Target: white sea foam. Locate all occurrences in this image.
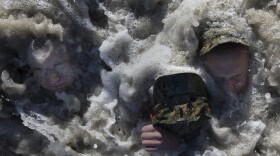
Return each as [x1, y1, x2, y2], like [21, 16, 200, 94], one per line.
[0, 0, 280, 155]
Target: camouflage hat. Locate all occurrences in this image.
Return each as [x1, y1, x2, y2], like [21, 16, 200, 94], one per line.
[200, 27, 250, 55]
[151, 73, 211, 139]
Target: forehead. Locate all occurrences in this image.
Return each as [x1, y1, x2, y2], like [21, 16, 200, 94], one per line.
[204, 46, 249, 77]
[204, 43, 248, 61]
[29, 45, 70, 67]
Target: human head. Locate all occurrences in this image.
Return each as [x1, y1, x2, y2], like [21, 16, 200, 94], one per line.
[28, 39, 78, 92]
[202, 43, 249, 95]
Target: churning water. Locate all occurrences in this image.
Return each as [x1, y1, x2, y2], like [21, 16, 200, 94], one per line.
[0, 0, 280, 155]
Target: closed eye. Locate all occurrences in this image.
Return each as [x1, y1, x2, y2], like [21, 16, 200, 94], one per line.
[54, 62, 65, 70]
[213, 77, 224, 83]
[54, 62, 63, 67]
[32, 67, 42, 71]
[32, 67, 43, 75]
[232, 72, 243, 80]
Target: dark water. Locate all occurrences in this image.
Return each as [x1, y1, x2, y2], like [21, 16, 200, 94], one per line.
[0, 0, 280, 155]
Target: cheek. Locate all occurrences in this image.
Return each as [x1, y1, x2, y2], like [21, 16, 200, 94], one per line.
[63, 74, 76, 85]
[58, 65, 76, 76]
[35, 74, 48, 87]
[240, 75, 248, 87]
[34, 72, 44, 82]
[236, 75, 248, 93]
[205, 63, 222, 78]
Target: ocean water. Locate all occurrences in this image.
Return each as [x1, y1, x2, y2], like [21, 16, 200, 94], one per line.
[0, 0, 279, 155]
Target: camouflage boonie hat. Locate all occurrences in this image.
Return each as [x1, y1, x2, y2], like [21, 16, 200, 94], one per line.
[151, 73, 211, 140]
[200, 27, 250, 55]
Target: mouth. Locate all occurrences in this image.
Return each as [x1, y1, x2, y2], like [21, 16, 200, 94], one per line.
[47, 83, 67, 90]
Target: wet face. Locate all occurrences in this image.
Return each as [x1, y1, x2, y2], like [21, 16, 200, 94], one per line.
[29, 44, 77, 92]
[204, 44, 249, 95]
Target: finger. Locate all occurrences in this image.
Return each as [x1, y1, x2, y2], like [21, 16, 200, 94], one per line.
[141, 131, 163, 140]
[142, 124, 156, 132]
[142, 140, 162, 146]
[144, 147, 159, 152]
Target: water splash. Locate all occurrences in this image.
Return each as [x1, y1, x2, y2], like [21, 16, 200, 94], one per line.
[0, 0, 279, 155]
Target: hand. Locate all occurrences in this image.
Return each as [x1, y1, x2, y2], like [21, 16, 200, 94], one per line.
[141, 124, 181, 152]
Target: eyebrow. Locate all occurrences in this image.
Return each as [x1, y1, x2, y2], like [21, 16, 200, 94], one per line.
[233, 72, 243, 76]
[213, 72, 243, 80]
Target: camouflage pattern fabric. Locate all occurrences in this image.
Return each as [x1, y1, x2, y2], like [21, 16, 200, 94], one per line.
[200, 27, 250, 55]
[151, 73, 211, 140]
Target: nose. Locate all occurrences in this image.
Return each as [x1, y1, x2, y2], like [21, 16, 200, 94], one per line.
[47, 71, 61, 86]
[223, 79, 236, 94]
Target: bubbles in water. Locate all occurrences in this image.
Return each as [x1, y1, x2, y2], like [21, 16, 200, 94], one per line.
[265, 93, 271, 100]
[93, 144, 98, 149]
[1, 0, 280, 155]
